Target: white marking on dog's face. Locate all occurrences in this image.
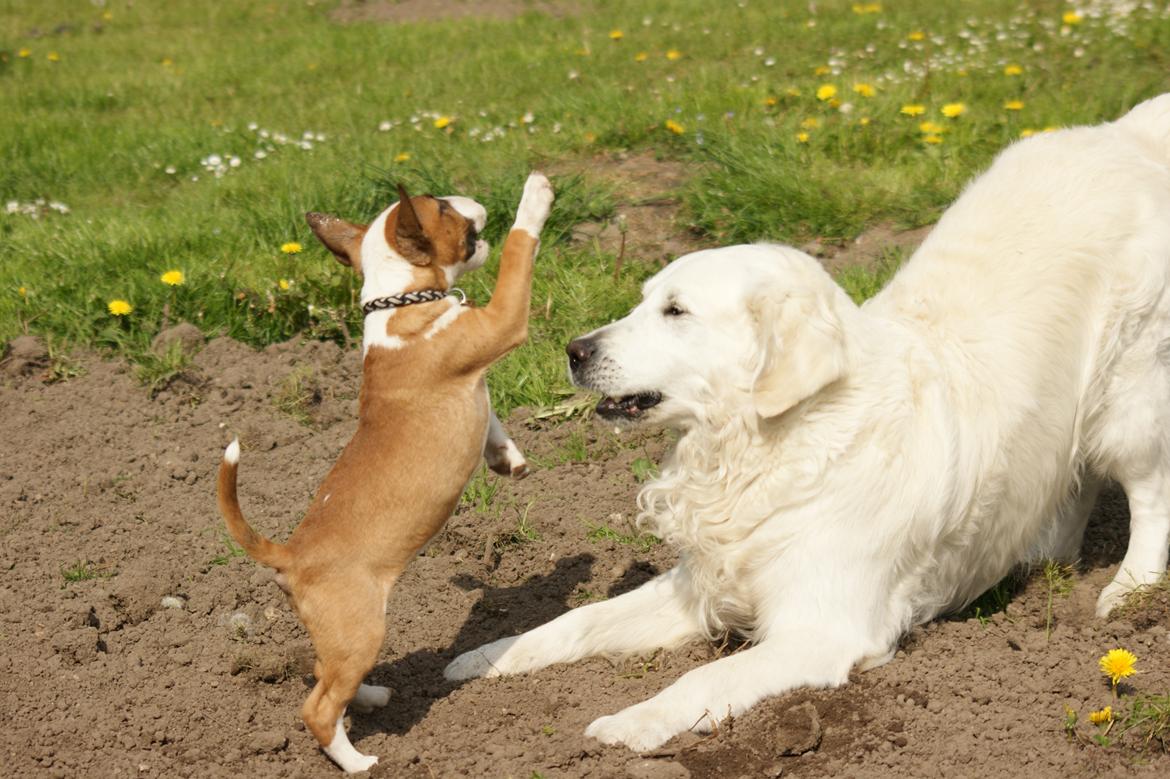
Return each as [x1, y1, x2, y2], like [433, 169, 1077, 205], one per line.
[359, 204, 416, 303]
[569, 245, 823, 426]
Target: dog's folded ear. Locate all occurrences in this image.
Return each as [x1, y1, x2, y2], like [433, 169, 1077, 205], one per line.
[306, 212, 367, 273]
[749, 284, 848, 419]
[392, 183, 434, 266]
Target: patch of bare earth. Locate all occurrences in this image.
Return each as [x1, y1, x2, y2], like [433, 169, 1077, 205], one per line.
[329, 0, 568, 25]
[555, 151, 714, 267]
[803, 222, 934, 276]
[2, 332, 1169, 778]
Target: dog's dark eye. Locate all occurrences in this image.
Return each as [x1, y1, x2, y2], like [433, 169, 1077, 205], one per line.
[663, 303, 686, 317]
[464, 225, 478, 259]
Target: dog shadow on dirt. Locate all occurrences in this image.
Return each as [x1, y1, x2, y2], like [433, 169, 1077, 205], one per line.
[343, 553, 660, 738]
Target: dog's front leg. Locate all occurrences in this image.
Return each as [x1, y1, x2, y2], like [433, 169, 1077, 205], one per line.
[445, 565, 703, 680]
[483, 407, 529, 478]
[585, 631, 861, 752]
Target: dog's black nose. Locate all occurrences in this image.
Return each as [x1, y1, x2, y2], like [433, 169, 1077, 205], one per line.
[566, 337, 596, 371]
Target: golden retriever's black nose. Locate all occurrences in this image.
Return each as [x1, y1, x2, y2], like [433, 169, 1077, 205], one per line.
[567, 337, 595, 371]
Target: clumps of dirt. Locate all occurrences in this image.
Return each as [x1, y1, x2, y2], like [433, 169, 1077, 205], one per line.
[329, 0, 570, 25]
[556, 151, 713, 266]
[2, 332, 1169, 778]
[0, 334, 49, 377]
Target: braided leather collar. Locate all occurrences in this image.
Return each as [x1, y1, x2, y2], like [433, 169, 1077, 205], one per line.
[362, 288, 465, 316]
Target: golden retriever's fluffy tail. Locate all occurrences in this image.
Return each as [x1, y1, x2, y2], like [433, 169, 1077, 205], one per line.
[216, 439, 290, 570]
[1116, 92, 1170, 161]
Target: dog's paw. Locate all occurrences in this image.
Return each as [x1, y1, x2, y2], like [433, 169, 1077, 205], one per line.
[485, 437, 529, 479]
[1096, 580, 1134, 618]
[350, 684, 391, 712]
[514, 172, 554, 238]
[444, 636, 519, 680]
[585, 705, 679, 752]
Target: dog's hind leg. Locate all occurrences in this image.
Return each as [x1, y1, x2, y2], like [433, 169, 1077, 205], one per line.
[1049, 475, 1103, 564]
[300, 584, 387, 773]
[483, 407, 528, 478]
[444, 565, 703, 680]
[1096, 467, 1170, 616]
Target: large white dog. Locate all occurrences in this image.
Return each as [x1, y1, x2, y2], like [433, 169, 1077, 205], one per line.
[446, 95, 1170, 751]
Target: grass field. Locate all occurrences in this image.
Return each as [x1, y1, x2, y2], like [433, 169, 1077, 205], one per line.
[3, 0, 1170, 412]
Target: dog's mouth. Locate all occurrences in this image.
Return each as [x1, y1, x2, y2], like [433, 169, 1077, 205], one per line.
[596, 392, 663, 420]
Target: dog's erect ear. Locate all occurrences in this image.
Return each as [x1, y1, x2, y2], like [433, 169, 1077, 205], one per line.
[305, 212, 367, 273]
[392, 183, 433, 266]
[749, 285, 848, 419]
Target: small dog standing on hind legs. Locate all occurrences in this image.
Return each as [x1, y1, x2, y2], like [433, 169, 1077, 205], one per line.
[216, 172, 554, 772]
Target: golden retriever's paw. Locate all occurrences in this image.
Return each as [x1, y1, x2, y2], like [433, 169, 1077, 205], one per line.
[1095, 580, 1137, 618]
[444, 637, 519, 680]
[585, 706, 677, 752]
[514, 172, 554, 238]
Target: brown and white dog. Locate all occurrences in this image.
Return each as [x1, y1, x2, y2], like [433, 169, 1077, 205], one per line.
[216, 172, 554, 772]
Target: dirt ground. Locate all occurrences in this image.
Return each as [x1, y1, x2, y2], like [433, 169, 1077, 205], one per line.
[2, 329, 1169, 779]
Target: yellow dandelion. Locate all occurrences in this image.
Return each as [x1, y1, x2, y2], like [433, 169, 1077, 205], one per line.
[796, 131, 810, 143]
[1099, 648, 1137, 686]
[763, 97, 778, 107]
[18, 285, 28, 298]
[161, 57, 173, 67]
[1004, 64, 1023, 76]
[859, 117, 871, 126]
[102, 10, 113, 21]
[394, 152, 411, 162]
[634, 51, 648, 62]
[609, 29, 623, 40]
[47, 51, 60, 62]
[923, 134, 943, 145]
[918, 121, 945, 134]
[853, 83, 876, 98]
[941, 102, 967, 118]
[851, 2, 882, 14]
[816, 84, 838, 101]
[280, 242, 303, 255]
[18, 47, 31, 58]
[1043, 126, 1059, 133]
[1004, 100, 1025, 111]
[813, 65, 831, 76]
[664, 119, 685, 135]
[433, 116, 452, 129]
[583, 131, 596, 143]
[665, 49, 682, 60]
[159, 269, 185, 286]
[1063, 11, 1083, 25]
[108, 299, 133, 316]
[1020, 128, 1036, 138]
[278, 279, 291, 291]
[1089, 706, 1113, 725]
[901, 104, 926, 116]
[907, 31, 925, 42]
[800, 117, 822, 129]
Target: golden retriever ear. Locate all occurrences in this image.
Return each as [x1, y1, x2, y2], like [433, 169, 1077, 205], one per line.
[749, 287, 848, 418]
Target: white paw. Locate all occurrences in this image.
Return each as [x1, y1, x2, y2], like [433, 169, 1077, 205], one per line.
[1096, 580, 1134, 618]
[444, 636, 519, 680]
[585, 705, 680, 752]
[513, 172, 554, 237]
[343, 753, 378, 774]
[351, 683, 391, 712]
[486, 438, 529, 478]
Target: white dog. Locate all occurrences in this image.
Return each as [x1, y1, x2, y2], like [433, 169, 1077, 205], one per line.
[446, 95, 1170, 752]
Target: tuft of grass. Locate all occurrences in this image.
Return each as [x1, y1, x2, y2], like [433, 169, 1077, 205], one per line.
[1119, 694, 1170, 753]
[209, 535, 246, 567]
[957, 573, 1020, 626]
[43, 338, 86, 384]
[555, 428, 591, 464]
[461, 466, 502, 515]
[1042, 560, 1076, 640]
[493, 503, 540, 553]
[60, 559, 104, 583]
[134, 342, 191, 395]
[836, 248, 906, 305]
[630, 456, 659, 484]
[586, 519, 661, 553]
[272, 366, 319, 427]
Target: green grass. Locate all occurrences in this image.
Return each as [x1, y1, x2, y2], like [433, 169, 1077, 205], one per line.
[957, 573, 1019, 625]
[208, 535, 246, 567]
[586, 520, 661, 553]
[3, 1, 1170, 411]
[60, 559, 105, 583]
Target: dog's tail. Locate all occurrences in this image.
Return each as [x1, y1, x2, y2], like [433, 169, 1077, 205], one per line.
[217, 439, 290, 570]
[1115, 93, 1170, 161]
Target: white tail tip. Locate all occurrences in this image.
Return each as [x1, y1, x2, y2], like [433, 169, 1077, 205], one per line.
[224, 438, 240, 465]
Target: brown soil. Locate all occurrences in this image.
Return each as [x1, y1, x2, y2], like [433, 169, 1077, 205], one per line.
[329, 0, 570, 25]
[557, 151, 714, 266]
[3, 333, 1169, 778]
[802, 222, 934, 276]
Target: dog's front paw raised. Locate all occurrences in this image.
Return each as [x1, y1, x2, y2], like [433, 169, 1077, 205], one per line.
[444, 636, 519, 681]
[514, 172, 554, 238]
[585, 705, 680, 753]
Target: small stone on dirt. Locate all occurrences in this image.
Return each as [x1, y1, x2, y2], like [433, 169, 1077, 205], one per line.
[247, 730, 288, 754]
[160, 596, 185, 610]
[774, 702, 822, 756]
[151, 322, 205, 355]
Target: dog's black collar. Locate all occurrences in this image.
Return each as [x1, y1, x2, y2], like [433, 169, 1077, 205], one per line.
[362, 288, 465, 316]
